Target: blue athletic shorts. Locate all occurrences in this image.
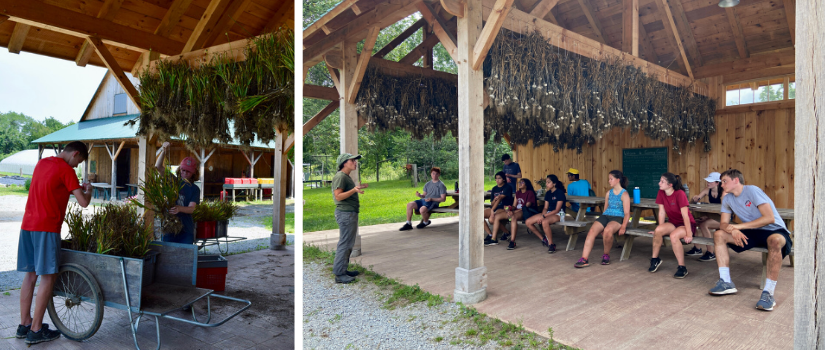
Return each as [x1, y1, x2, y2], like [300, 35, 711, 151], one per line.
[414, 199, 439, 214]
[17, 230, 61, 275]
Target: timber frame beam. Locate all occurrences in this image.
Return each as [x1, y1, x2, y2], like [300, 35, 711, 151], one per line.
[653, 0, 693, 78]
[75, 0, 127, 66]
[182, 0, 233, 53]
[622, 0, 638, 56]
[0, 0, 184, 55]
[576, 0, 606, 44]
[726, 7, 749, 59]
[693, 49, 794, 79]
[418, 1, 459, 62]
[7, 23, 29, 54]
[347, 27, 381, 103]
[783, 0, 795, 45]
[304, 0, 360, 39]
[529, 0, 560, 19]
[472, 0, 515, 70]
[87, 36, 141, 109]
[373, 19, 427, 58]
[481, 0, 707, 94]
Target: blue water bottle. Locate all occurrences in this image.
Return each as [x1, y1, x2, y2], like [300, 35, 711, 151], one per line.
[633, 187, 640, 204]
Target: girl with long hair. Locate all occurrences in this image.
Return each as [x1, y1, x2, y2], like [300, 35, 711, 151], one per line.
[574, 170, 630, 267]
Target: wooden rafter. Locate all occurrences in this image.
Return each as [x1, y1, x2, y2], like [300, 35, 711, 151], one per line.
[304, 102, 339, 134]
[441, 0, 465, 17]
[304, 84, 340, 100]
[653, 0, 693, 78]
[726, 7, 748, 59]
[347, 27, 381, 103]
[575, 0, 606, 44]
[783, 0, 795, 45]
[667, 0, 702, 67]
[155, 0, 194, 37]
[182, 0, 233, 53]
[204, 0, 252, 47]
[351, 4, 363, 15]
[75, 41, 96, 67]
[305, 0, 360, 38]
[263, 0, 294, 32]
[327, 65, 343, 95]
[622, 0, 639, 56]
[529, 0, 561, 19]
[484, 0, 707, 93]
[144, 36, 253, 74]
[694, 49, 794, 79]
[86, 36, 141, 108]
[0, 0, 184, 55]
[373, 19, 427, 58]
[417, 1, 458, 62]
[304, 1, 418, 64]
[639, 22, 659, 64]
[8, 23, 30, 54]
[723, 66, 795, 85]
[473, 0, 515, 70]
[399, 26, 444, 65]
[97, 0, 126, 21]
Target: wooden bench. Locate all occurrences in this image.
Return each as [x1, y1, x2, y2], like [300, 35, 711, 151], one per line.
[430, 208, 460, 214]
[620, 229, 794, 289]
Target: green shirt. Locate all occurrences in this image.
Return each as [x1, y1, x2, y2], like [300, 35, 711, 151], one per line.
[332, 171, 359, 212]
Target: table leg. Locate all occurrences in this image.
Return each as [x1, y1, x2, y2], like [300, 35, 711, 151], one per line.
[575, 205, 587, 222]
[448, 195, 460, 209]
[232, 189, 236, 202]
[630, 207, 642, 228]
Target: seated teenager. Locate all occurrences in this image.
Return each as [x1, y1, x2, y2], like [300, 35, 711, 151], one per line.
[708, 169, 792, 312]
[648, 173, 698, 278]
[688, 172, 723, 262]
[400, 167, 447, 231]
[484, 172, 512, 245]
[525, 174, 566, 253]
[502, 179, 538, 250]
[574, 170, 630, 267]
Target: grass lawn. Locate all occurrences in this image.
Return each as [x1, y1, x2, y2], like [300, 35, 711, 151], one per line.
[0, 185, 28, 196]
[263, 212, 295, 234]
[303, 179, 500, 232]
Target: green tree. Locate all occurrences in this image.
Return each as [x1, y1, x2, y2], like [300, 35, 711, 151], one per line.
[758, 84, 784, 102]
[0, 111, 74, 160]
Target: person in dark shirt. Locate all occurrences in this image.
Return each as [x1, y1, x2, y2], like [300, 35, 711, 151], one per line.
[155, 142, 200, 244]
[688, 172, 724, 262]
[484, 172, 512, 246]
[501, 154, 521, 193]
[525, 175, 566, 253]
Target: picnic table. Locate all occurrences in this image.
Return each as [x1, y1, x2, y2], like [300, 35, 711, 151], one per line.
[304, 180, 331, 189]
[126, 183, 138, 197]
[91, 182, 124, 201]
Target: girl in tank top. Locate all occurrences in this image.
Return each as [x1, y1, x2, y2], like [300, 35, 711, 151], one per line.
[574, 170, 630, 267]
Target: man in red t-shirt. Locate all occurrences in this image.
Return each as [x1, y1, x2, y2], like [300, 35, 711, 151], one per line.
[17, 141, 92, 345]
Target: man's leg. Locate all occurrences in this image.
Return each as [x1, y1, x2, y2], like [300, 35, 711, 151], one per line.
[699, 219, 718, 254]
[652, 223, 676, 259]
[19, 272, 37, 327]
[763, 233, 787, 296]
[483, 209, 493, 236]
[708, 229, 739, 295]
[491, 210, 508, 240]
[525, 215, 545, 241]
[405, 201, 416, 222]
[333, 211, 358, 277]
[420, 206, 431, 223]
[30, 274, 56, 332]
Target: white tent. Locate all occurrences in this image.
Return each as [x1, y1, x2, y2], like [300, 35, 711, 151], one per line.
[0, 149, 83, 176]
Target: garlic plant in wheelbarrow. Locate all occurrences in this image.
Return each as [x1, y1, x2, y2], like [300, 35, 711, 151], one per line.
[49, 190, 251, 348]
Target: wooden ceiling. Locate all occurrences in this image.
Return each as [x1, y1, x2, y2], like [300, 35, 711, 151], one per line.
[0, 0, 294, 74]
[304, 0, 795, 81]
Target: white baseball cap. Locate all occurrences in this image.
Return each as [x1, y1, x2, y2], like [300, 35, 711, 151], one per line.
[704, 172, 721, 182]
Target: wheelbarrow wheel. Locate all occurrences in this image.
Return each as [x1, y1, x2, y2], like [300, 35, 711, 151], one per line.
[47, 264, 104, 341]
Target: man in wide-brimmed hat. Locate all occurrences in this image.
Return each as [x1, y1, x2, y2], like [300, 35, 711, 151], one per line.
[331, 153, 368, 284]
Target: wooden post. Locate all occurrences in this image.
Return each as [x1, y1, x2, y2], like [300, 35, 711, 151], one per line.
[38, 144, 43, 160]
[194, 148, 216, 201]
[83, 142, 94, 183]
[339, 38, 362, 257]
[454, 0, 487, 304]
[105, 141, 125, 201]
[270, 132, 287, 250]
[794, 1, 824, 348]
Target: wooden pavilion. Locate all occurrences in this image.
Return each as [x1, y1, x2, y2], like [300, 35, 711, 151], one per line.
[303, 0, 822, 347]
[1, 0, 295, 249]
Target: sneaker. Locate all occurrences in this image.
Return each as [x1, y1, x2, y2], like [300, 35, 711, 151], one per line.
[16, 324, 32, 339]
[399, 223, 413, 231]
[345, 270, 360, 277]
[541, 238, 549, 247]
[601, 254, 610, 265]
[501, 232, 511, 242]
[574, 257, 589, 268]
[698, 252, 716, 262]
[708, 278, 738, 295]
[416, 221, 431, 229]
[485, 239, 499, 246]
[335, 274, 356, 284]
[648, 258, 662, 273]
[756, 291, 776, 311]
[507, 241, 516, 250]
[686, 246, 703, 256]
[25, 324, 60, 345]
[548, 243, 556, 254]
[674, 266, 688, 279]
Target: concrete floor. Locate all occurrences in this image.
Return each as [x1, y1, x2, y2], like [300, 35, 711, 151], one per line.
[0, 247, 294, 350]
[305, 217, 793, 350]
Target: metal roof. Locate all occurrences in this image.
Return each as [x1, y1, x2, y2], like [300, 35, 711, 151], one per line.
[33, 114, 275, 150]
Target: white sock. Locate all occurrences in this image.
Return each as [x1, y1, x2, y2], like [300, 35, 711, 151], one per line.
[764, 279, 777, 296]
[406, 221, 411, 225]
[719, 267, 732, 283]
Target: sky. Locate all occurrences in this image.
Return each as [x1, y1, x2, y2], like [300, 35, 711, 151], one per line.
[0, 50, 108, 124]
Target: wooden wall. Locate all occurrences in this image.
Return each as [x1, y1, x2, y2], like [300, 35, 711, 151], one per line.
[514, 107, 795, 209]
[82, 72, 141, 121]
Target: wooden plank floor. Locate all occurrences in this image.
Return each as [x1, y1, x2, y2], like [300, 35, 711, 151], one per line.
[304, 217, 794, 349]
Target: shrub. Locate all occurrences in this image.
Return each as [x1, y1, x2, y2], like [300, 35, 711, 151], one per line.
[24, 179, 31, 191]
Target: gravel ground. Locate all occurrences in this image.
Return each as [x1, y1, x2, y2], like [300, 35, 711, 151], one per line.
[0, 196, 293, 291]
[303, 262, 507, 350]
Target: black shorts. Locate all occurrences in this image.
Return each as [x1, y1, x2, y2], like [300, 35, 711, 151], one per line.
[595, 215, 624, 227]
[521, 206, 540, 223]
[728, 228, 793, 258]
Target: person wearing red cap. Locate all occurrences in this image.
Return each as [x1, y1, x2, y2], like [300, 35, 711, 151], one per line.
[155, 142, 201, 244]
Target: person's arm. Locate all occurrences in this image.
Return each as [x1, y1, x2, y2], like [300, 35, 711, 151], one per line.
[334, 184, 366, 201]
[541, 201, 550, 216]
[71, 184, 93, 208]
[691, 187, 710, 203]
[155, 142, 170, 171]
[656, 204, 667, 226]
[170, 201, 197, 214]
[525, 192, 535, 208]
[435, 193, 447, 203]
[680, 206, 693, 243]
[726, 204, 776, 230]
[619, 192, 631, 235]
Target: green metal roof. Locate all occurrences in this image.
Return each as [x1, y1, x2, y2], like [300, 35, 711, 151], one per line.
[33, 114, 276, 149]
